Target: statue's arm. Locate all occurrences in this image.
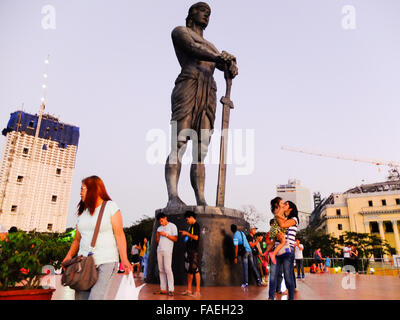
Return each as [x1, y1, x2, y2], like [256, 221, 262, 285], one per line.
[172, 26, 220, 62]
[215, 59, 226, 71]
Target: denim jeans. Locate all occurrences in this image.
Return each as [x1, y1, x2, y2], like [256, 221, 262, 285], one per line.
[241, 251, 261, 284]
[275, 263, 283, 292]
[296, 259, 304, 277]
[290, 251, 296, 289]
[268, 251, 295, 300]
[275, 263, 297, 291]
[75, 261, 118, 300]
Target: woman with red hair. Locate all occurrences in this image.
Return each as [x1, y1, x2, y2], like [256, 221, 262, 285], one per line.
[63, 175, 133, 300]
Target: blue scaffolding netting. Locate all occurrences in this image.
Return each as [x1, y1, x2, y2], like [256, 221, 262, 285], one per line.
[2, 111, 80, 147]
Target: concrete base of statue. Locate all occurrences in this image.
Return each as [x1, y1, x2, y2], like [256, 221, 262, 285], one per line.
[146, 205, 252, 286]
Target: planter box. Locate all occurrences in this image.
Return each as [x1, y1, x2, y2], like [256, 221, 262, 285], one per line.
[0, 288, 55, 300]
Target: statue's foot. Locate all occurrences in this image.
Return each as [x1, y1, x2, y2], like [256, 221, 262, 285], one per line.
[166, 196, 186, 208]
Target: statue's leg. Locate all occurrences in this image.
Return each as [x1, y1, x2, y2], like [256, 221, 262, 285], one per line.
[165, 155, 185, 208]
[190, 162, 207, 206]
[165, 117, 191, 208]
[191, 117, 213, 206]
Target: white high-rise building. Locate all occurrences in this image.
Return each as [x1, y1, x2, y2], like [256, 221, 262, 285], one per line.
[276, 179, 312, 230]
[0, 110, 79, 232]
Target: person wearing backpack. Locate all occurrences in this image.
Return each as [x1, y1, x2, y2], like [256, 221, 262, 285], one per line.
[231, 224, 262, 288]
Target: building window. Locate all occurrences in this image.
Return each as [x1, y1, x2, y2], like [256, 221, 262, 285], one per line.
[368, 200, 373, 207]
[370, 222, 379, 233]
[336, 209, 341, 216]
[381, 199, 387, 206]
[22, 148, 29, 156]
[11, 205, 17, 213]
[51, 195, 57, 202]
[17, 176, 24, 183]
[28, 120, 34, 128]
[396, 198, 400, 205]
[384, 221, 393, 233]
[56, 168, 61, 175]
[47, 224, 53, 231]
[338, 224, 343, 230]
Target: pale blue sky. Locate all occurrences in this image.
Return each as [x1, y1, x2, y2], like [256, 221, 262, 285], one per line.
[1, 0, 399, 231]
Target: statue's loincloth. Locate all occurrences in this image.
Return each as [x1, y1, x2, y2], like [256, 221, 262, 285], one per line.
[171, 68, 217, 136]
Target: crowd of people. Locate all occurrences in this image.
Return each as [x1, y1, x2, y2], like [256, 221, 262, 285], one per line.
[55, 176, 363, 300]
[2, 175, 364, 300]
[308, 244, 359, 274]
[146, 195, 305, 300]
[57, 175, 304, 300]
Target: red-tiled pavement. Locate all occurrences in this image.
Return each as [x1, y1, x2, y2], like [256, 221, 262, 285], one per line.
[51, 272, 400, 300]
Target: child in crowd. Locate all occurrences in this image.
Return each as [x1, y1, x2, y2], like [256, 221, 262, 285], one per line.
[324, 256, 331, 273]
[267, 201, 288, 265]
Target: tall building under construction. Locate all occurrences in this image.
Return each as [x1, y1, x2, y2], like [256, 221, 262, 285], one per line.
[0, 110, 79, 232]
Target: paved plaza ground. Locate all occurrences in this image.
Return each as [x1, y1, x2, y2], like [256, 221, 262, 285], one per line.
[51, 272, 400, 300]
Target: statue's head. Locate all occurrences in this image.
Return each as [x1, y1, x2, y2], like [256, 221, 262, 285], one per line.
[186, 2, 211, 30]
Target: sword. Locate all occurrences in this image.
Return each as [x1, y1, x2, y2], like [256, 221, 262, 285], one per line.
[216, 64, 234, 207]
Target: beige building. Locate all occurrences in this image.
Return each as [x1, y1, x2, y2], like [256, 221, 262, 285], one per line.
[310, 179, 400, 254]
[0, 110, 79, 232]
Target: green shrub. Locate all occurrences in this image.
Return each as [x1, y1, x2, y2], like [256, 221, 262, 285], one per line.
[0, 231, 72, 290]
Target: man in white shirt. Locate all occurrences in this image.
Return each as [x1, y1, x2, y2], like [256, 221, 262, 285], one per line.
[131, 243, 140, 274]
[154, 212, 178, 296]
[343, 243, 352, 268]
[294, 239, 305, 279]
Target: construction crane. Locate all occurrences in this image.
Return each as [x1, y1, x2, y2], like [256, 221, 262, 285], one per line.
[281, 145, 400, 180]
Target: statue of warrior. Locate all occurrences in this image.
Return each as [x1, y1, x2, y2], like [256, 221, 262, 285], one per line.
[165, 2, 238, 208]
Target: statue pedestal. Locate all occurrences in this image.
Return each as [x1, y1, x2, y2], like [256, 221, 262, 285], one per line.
[146, 205, 250, 286]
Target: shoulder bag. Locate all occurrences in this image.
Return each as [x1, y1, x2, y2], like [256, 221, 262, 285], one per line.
[237, 231, 247, 256]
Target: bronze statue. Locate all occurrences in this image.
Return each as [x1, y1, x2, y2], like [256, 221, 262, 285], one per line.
[165, 2, 238, 208]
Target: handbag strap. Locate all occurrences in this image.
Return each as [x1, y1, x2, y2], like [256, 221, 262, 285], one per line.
[90, 200, 107, 249]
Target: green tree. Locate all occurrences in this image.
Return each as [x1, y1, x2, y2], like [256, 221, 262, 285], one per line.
[296, 226, 340, 261]
[296, 229, 396, 272]
[339, 231, 394, 261]
[124, 216, 154, 259]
